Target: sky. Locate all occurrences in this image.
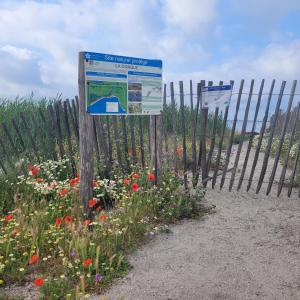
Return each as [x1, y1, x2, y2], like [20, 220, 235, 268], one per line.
[0, 0, 300, 99]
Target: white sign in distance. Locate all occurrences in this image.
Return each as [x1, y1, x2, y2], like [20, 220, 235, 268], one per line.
[201, 85, 233, 109]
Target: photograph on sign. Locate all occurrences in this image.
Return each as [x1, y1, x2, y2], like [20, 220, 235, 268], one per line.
[201, 85, 233, 110]
[84, 52, 163, 115]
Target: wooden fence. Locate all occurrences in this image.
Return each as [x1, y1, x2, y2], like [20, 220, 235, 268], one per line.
[1, 79, 300, 198]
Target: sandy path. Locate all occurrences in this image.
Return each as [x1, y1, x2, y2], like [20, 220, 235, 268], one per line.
[95, 144, 300, 300]
[97, 189, 300, 300]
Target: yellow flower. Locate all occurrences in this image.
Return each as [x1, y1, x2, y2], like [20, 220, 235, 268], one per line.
[19, 268, 25, 272]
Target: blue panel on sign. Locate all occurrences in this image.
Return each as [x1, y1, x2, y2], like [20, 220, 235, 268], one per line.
[84, 52, 162, 68]
[128, 71, 162, 77]
[202, 85, 232, 92]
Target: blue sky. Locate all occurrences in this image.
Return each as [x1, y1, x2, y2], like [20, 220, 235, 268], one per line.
[0, 0, 300, 99]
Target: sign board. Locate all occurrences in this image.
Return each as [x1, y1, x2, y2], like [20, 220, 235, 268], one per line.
[83, 52, 163, 115]
[201, 85, 232, 109]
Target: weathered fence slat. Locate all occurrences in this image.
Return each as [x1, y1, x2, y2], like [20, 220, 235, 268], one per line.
[31, 111, 47, 158]
[189, 80, 197, 185]
[39, 107, 57, 161]
[54, 102, 65, 159]
[237, 79, 264, 190]
[206, 107, 219, 175]
[256, 81, 286, 193]
[138, 116, 145, 167]
[96, 118, 112, 172]
[2, 123, 26, 173]
[277, 102, 300, 196]
[287, 130, 300, 197]
[247, 80, 275, 191]
[63, 101, 76, 175]
[212, 106, 229, 188]
[20, 111, 40, 163]
[121, 116, 131, 172]
[71, 98, 79, 139]
[220, 79, 244, 189]
[147, 116, 151, 156]
[92, 117, 102, 174]
[162, 83, 168, 154]
[197, 81, 206, 170]
[229, 79, 254, 191]
[200, 108, 208, 185]
[112, 116, 124, 171]
[211, 80, 234, 188]
[179, 81, 188, 189]
[266, 80, 297, 195]
[105, 116, 113, 164]
[129, 116, 137, 164]
[67, 99, 79, 146]
[170, 82, 178, 175]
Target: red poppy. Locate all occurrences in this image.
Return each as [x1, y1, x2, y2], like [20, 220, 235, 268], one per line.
[83, 258, 92, 267]
[59, 189, 68, 197]
[69, 177, 79, 187]
[132, 173, 139, 180]
[4, 214, 13, 221]
[100, 214, 107, 221]
[131, 183, 139, 192]
[123, 178, 130, 185]
[147, 173, 155, 181]
[34, 277, 44, 287]
[83, 219, 92, 226]
[28, 165, 40, 176]
[64, 215, 72, 225]
[96, 206, 102, 212]
[88, 198, 97, 208]
[35, 178, 44, 183]
[29, 254, 39, 265]
[55, 218, 62, 226]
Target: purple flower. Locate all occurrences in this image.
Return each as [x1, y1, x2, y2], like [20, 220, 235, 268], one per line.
[71, 248, 76, 257]
[95, 273, 103, 282]
[119, 207, 125, 214]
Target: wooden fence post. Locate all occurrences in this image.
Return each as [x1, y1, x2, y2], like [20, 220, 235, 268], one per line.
[266, 80, 297, 195]
[247, 80, 275, 191]
[256, 81, 286, 194]
[200, 107, 208, 186]
[278, 102, 300, 196]
[228, 79, 254, 191]
[220, 79, 244, 189]
[189, 80, 197, 186]
[179, 81, 188, 189]
[238, 79, 264, 191]
[150, 115, 162, 184]
[170, 82, 178, 175]
[78, 52, 94, 220]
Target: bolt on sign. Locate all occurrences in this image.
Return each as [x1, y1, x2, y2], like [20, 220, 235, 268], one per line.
[201, 85, 233, 110]
[83, 52, 163, 115]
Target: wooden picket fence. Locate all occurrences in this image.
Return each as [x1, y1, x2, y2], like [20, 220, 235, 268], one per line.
[1, 79, 300, 197]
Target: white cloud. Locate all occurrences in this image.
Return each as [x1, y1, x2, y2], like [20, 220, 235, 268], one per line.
[163, 0, 217, 34]
[165, 40, 300, 95]
[1, 45, 35, 60]
[0, 0, 299, 99]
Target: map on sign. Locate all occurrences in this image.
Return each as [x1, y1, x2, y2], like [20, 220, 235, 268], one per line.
[201, 85, 233, 110]
[84, 52, 163, 115]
